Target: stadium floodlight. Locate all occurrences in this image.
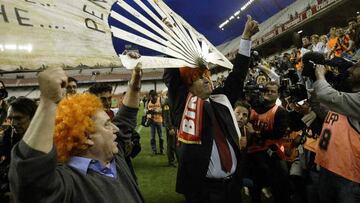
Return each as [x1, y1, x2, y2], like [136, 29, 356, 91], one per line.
[219, 0, 256, 29]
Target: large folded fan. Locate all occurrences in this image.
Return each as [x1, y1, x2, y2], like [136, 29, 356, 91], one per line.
[109, 0, 233, 69]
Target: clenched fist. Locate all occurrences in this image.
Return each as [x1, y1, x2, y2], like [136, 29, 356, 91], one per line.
[242, 15, 259, 40]
[38, 67, 67, 103]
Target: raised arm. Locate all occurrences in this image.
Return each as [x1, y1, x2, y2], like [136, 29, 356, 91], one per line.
[113, 61, 142, 136]
[163, 68, 188, 129]
[9, 67, 68, 203]
[314, 65, 360, 120]
[122, 62, 142, 109]
[22, 67, 67, 153]
[212, 15, 259, 105]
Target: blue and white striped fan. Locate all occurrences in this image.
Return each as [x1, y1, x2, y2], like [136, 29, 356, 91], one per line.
[109, 0, 233, 69]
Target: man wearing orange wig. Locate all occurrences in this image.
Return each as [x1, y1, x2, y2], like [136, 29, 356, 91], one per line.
[8, 57, 144, 203]
[164, 16, 259, 203]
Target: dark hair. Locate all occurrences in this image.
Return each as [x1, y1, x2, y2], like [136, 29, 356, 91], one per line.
[266, 81, 280, 90]
[9, 97, 37, 118]
[234, 100, 251, 110]
[149, 90, 157, 97]
[347, 17, 357, 24]
[68, 77, 78, 84]
[302, 36, 310, 40]
[88, 83, 112, 95]
[256, 72, 268, 80]
[234, 100, 251, 120]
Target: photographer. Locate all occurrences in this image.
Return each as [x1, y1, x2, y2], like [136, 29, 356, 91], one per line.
[0, 97, 37, 203]
[314, 63, 360, 203]
[247, 81, 292, 203]
[146, 90, 164, 155]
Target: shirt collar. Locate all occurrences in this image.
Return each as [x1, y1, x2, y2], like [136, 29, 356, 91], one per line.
[67, 156, 92, 175]
[67, 156, 117, 178]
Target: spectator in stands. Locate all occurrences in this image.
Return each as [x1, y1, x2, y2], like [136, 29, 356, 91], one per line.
[146, 90, 164, 155]
[347, 18, 359, 53]
[66, 77, 78, 95]
[163, 15, 258, 203]
[290, 48, 298, 64]
[89, 83, 114, 120]
[327, 27, 338, 58]
[320, 35, 330, 55]
[301, 36, 312, 54]
[352, 20, 360, 60]
[296, 36, 312, 71]
[9, 64, 144, 203]
[347, 18, 357, 36]
[312, 34, 327, 54]
[332, 27, 352, 58]
[0, 97, 37, 202]
[314, 63, 360, 203]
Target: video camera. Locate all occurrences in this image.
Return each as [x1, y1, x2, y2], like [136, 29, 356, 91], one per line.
[302, 52, 355, 91]
[243, 79, 265, 107]
[278, 67, 308, 103]
[249, 50, 261, 68]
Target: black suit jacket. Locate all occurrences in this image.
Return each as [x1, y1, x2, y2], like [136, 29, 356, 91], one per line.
[163, 53, 250, 196]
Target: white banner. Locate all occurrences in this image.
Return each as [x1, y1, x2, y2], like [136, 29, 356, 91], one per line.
[0, 0, 121, 71]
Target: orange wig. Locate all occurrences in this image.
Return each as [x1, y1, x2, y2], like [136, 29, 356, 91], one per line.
[179, 67, 211, 86]
[54, 93, 103, 162]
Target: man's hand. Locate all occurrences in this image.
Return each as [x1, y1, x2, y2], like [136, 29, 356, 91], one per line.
[242, 15, 259, 40]
[23, 67, 66, 153]
[123, 55, 142, 107]
[169, 128, 176, 136]
[315, 64, 327, 81]
[127, 51, 141, 59]
[240, 136, 247, 149]
[129, 62, 142, 91]
[246, 122, 255, 134]
[38, 67, 67, 104]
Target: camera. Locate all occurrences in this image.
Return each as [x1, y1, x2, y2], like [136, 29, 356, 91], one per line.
[249, 50, 261, 68]
[244, 79, 265, 107]
[302, 52, 355, 91]
[279, 67, 308, 103]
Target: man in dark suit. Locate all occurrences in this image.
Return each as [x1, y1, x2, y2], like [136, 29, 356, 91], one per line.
[163, 16, 259, 203]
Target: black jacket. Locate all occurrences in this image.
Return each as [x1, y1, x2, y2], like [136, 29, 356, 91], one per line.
[163, 53, 250, 196]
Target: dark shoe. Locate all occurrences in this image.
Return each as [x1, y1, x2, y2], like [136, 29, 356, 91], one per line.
[151, 151, 157, 155]
[168, 162, 177, 167]
[159, 150, 164, 155]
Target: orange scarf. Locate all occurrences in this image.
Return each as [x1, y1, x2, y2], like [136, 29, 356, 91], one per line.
[178, 93, 204, 144]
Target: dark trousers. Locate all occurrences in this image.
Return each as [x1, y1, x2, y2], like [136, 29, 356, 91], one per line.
[247, 150, 291, 203]
[184, 177, 242, 203]
[166, 129, 178, 164]
[319, 167, 360, 203]
[150, 121, 163, 153]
